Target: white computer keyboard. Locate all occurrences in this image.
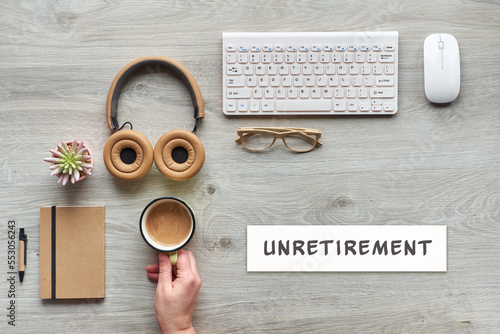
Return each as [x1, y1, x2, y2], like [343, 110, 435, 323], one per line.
[223, 32, 398, 116]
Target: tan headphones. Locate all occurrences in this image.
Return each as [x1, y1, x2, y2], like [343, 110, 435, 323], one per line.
[103, 56, 205, 181]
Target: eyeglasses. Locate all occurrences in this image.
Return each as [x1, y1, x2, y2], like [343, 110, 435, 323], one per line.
[236, 127, 322, 153]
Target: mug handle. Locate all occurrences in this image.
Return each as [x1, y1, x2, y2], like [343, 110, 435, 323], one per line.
[168, 251, 178, 266]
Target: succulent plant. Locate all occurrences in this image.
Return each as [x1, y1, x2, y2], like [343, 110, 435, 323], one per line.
[44, 140, 93, 185]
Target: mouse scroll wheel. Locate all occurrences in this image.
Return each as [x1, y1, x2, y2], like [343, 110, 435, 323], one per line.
[438, 41, 445, 49]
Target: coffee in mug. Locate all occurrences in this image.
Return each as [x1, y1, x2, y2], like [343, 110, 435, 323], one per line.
[140, 197, 195, 264]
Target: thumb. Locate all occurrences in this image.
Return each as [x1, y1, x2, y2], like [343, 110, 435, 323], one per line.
[157, 253, 173, 288]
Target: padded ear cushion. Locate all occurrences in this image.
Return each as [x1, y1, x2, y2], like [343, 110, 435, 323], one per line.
[153, 129, 205, 181]
[103, 130, 154, 180]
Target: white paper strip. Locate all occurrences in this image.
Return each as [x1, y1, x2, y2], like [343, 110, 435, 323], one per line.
[247, 225, 447, 272]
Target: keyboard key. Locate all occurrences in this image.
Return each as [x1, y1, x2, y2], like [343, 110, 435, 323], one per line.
[279, 65, 289, 75]
[227, 88, 250, 98]
[227, 54, 236, 63]
[302, 65, 312, 75]
[379, 53, 395, 63]
[276, 88, 286, 99]
[358, 88, 368, 98]
[337, 64, 347, 75]
[311, 88, 321, 98]
[287, 88, 298, 98]
[349, 64, 359, 74]
[244, 64, 253, 75]
[370, 88, 395, 98]
[359, 104, 370, 111]
[373, 64, 383, 75]
[227, 77, 245, 87]
[264, 88, 274, 98]
[253, 88, 263, 98]
[247, 76, 257, 87]
[262, 100, 274, 111]
[328, 77, 339, 86]
[308, 53, 318, 63]
[334, 88, 344, 98]
[352, 76, 362, 86]
[277, 100, 331, 112]
[383, 104, 395, 112]
[250, 100, 260, 111]
[267, 65, 277, 75]
[239, 46, 249, 52]
[251, 46, 261, 51]
[287, 45, 298, 52]
[226, 45, 237, 52]
[238, 100, 248, 111]
[293, 77, 304, 87]
[322, 88, 333, 98]
[384, 44, 395, 51]
[333, 100, 346, 111]
[372, 44, 383, 51]
[227, 65, 242, 75]
[314, 64, 324, 75]
[226, 100, 236, 112]
[239, 53, 248, 63]
[344, 53, 354, 63]
[348, 100, 358, 111]
[346, 88, 356, 98]
[299, 88, 309, 98]
[282, 76, 292, 87]
[317, 76, 327, 86]
[275, 45, 285, 51]
[376, 76, 394, 86]
[384, 64, 395, 74]
[270, 76, 280, 87]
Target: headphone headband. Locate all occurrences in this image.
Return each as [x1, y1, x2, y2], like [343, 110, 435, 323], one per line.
[106, 56, 205, 133]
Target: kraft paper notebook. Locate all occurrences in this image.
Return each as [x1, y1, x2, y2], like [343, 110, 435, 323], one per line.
[40, 206, 105, 299]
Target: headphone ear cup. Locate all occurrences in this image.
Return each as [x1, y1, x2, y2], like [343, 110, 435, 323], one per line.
[103, 129, 154, 180]
[153, 129, 205, 181]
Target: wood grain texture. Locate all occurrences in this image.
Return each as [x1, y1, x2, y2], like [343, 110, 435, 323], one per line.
[1, 0, 500, 332]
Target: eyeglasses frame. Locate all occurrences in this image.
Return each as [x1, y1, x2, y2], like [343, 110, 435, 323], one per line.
[235, 127, 322, 153]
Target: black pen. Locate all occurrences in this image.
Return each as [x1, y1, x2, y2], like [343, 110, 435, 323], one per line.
[19, 228, 27, 282]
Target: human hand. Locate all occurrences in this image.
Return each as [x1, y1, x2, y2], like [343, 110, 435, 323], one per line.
[146, 250, 201, 334]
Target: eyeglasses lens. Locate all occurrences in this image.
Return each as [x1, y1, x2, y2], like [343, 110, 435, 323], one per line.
[241, 133, 275, 151]
[283, 133, 316, 152]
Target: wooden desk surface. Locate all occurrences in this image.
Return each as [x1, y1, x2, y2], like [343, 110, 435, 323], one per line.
[1, 0, 499, 332]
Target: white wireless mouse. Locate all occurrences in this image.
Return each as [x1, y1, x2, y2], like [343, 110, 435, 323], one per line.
[424, 33, 460, 103]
